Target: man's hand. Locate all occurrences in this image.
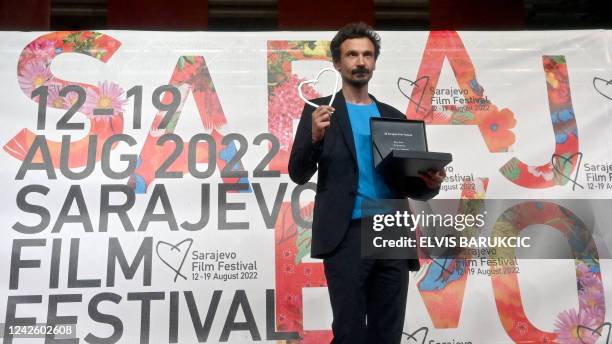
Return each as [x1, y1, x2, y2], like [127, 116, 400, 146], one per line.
[311, 105, 334, 143]
[419, 169, 446, 189]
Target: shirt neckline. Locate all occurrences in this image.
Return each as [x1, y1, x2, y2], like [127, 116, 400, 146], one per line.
[347, 101, 375, 107]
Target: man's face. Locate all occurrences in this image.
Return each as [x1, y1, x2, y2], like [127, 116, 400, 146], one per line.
[334, 37, 376, 88]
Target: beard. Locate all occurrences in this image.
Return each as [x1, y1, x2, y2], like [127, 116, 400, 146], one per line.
[345, 67, 371, 87]
[346, 76, 370, 87]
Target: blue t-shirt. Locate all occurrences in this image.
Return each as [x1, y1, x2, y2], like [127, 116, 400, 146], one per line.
[346, 102, 392, 219]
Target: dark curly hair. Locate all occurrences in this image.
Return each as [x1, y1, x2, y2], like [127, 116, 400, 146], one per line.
[330, 22, 381, 63]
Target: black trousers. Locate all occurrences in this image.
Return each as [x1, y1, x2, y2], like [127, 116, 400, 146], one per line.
[323, 218, 409, 344]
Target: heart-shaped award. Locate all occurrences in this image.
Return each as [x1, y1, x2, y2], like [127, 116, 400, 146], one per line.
[298, 67, 342, 108]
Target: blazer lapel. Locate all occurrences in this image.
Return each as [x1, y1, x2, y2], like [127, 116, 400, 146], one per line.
[331, 91, 357, 163]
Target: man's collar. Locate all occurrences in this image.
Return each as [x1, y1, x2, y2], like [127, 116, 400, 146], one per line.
[333, 90, 379, 106]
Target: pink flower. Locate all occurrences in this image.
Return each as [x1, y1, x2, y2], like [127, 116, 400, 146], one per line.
[19, 39, 55, 68]
[18, 62, 53, 97]
[47, 85, 66, 109]
[81, 81, 127, 119]
[268, 74, 320, 151]
[554, 309, 599, 344]
[579, 288, 605, 319]
[62, 86, 81, 109]
[576, 263, 602, 293]
[579, 275, 600, 290]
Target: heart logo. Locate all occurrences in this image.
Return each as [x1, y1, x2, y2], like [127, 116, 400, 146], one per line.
[402, 326, 429, 344]
[298, 67, 341, 108]
[397, 76, 430, 114]
[593, 77, 612, 101]
[551, 152, 584, 190]
[577, 322, 611, 344]
[156, 238, 193, 282]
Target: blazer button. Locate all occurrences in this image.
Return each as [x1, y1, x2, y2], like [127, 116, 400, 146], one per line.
[349, 191, 356, 197]
[353, 167, 358, 173]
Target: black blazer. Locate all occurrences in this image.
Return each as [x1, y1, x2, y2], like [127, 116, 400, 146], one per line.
[288, 91, 438, 271]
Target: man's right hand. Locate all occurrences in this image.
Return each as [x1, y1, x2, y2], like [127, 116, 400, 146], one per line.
[311, 105, 334, 143]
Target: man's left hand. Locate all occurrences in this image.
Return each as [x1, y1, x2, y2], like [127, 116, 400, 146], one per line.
[418, 169, 446, 189]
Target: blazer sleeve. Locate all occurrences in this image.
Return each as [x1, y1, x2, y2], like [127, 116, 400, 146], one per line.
[288, 104, 323, 185]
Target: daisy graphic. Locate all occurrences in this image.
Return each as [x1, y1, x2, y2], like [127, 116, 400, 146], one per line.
[18, 62, 53, 97]
[554, 308, 599, 344]
[81, 81, 127, 120]
[46, 85, 66, 109]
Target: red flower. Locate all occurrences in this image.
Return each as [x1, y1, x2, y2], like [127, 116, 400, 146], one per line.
[475, 107, 516, 152]
[19, 39, 56, 70]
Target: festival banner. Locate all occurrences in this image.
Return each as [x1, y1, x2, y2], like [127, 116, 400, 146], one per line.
[0, 30, 611, 343]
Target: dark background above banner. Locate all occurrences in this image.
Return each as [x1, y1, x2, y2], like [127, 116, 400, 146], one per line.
[1, 0, 612, 31]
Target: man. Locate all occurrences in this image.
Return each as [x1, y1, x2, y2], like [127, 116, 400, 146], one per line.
[288, 22, 445, 344]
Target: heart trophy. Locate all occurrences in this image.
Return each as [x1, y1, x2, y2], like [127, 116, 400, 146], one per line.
[297, 67, 342, 108]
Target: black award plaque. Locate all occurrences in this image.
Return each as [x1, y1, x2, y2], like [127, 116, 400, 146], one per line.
[370, 117, 452, 194]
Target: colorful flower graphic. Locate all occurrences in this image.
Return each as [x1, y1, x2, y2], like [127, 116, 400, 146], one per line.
[579, 289, 605, 318]
[544, 56, 572, 110]
[6, 31, 124, 172]
[266, 40, 331, 175]
[497, 55, 580, 188]
[554, 309, 599, 344]
[577, 262, 599, 288]
[18, 62, 53, 97]
[303, 40, 328, 57]
[274, 202, 330, 343]
[527, 165, 555, 181]
[475, 107, 516, 152]
[19, 39, 56, 69]
[575, 262, 606, 319]
[82, 81, 127, 119]
[47, 85, 66, 109]
[551, 109, 578, 144]
[63, 87, 81, 108]
[548, 82, 571, 110]
[268, 74, 320, 151]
